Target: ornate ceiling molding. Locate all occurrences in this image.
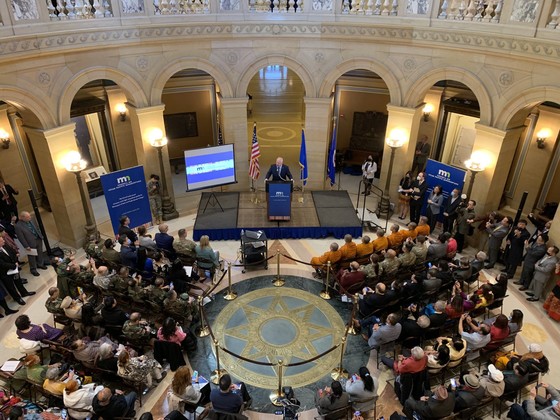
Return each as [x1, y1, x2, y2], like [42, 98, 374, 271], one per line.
[0, 22, 559, 65]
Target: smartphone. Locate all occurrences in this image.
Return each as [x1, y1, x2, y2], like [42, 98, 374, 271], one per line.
[170, 282, 174, 289]
[352, 374, 358, 381]
[428, 262, 433, 268]
[450, 378, 457, 388]
[61, 409, 68, 420]
[354, 411, 361, 417]
[77, 287, 84, 296]
[192, 370, 198, 381]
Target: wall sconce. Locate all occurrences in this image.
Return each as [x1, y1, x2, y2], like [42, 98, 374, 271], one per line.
[116, 103, 127, 122]
[536, 128, 551, 149]
[0, 129, 10, 149]
[422, 103, 434, 122]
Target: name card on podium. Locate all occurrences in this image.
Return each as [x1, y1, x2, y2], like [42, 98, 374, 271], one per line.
[268, 181, 292, 221]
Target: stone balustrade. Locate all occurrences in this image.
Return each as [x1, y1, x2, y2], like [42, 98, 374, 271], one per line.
[0, 0, 559, 37]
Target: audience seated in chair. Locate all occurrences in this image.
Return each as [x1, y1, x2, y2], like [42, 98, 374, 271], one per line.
[311, 242, 342, 278]
[507, 383, 560, 420]
[210, 373, 252, 414]
[335, 261, 365, 293]
[92, 386, 137, 419]
[479, 364, 505, 398]
[356, 236, 373, 264]
[345, 366, 377, 413]
[15, 314, 63, 342]
[403, 384, 454, 420]
[315, 380, 350, 420]
[451, 373, 486, 412]
[357, 313, 402, 350]
[168, 366, 211, 411]
[63, 379, 104, 420]
[117, 349, 166, 388]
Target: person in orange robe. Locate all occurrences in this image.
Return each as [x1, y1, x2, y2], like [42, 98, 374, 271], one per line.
[372, 229, 389, 253]
[339, 234, 357, 268]
[415, 216, 431, 237]
[387, 224, 405, 249]
[356, 236, 374, 264]
[310, 243, 343, 276]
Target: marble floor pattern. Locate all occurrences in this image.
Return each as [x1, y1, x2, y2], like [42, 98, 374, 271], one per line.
[0, 173, 559, 419]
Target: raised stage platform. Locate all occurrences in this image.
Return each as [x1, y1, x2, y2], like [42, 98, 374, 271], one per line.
[192, 190, 362, 240]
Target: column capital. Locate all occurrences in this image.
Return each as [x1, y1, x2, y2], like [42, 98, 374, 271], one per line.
[127, 104, 166, 116]
[24, 122, 76, 138]
[386, 103, 424, 116]
[221, 97, 249, 107]
[474, 122, 507, 138]
[303, 97, 332, 107]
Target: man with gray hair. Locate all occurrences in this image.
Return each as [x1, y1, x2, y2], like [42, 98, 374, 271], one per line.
[381, 345, 427, 374]
[14, 210, 47, 276]
[459, 313, 491, 351]
[358, 312, 401, 350]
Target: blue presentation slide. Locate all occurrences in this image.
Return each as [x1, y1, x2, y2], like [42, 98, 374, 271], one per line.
[184, 145, 237, 191]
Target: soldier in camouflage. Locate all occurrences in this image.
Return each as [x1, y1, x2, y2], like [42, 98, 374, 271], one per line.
[173, 228, 197, 259]
[110, 267, 132, 294]
[45, 287, 64, 315]
[122, 312, 154, 346]
[380, 249, 401, 276]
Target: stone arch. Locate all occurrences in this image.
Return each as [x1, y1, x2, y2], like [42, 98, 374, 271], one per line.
[150, 57, 233, 104]
[236, 55, 315, 99]
[404, 67, 494, 126]
[58, 67, 149, 124]
[494, 86, 560, 130]
[318, 58, 402, 105]
[0, 86, 57, 129]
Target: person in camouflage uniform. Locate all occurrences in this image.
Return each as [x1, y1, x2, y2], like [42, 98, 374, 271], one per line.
[173, 228, 197, 259]
[45, 287, 64, 315]
[110, 267, 132, 294]
[361, 254, 381, 281]
[163, 290, 197, 320]
[122, 312, 154, 346]
[101, 238, 121, 265]
[145, 277, 168, 307]
[127, 275, 146, 303]
[84, 237, 103, 260]
[411, 235, 428, 262]
[380, 249, 401, 276]
[398, 242, 417, 267]
[52, 256, 73, 299]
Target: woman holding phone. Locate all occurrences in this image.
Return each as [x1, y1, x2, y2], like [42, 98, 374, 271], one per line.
[345, 366, 378, 413]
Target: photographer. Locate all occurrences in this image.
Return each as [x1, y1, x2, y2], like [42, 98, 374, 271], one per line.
[148, 174, 162, 225]
[454, 199, 476, 253]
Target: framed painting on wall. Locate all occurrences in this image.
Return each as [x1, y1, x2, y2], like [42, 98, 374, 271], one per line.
[164, 112, 199, 139]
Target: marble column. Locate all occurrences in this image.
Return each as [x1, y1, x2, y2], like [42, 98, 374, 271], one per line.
[105, 88, 137, 169]
[378, 104, 423, 204]
[23, 123, 88, 248]
[221, 98, 249, 190]
[469, 123, 523, 215]
[128, 104, 178, 220]
[303, 97, 331, 190]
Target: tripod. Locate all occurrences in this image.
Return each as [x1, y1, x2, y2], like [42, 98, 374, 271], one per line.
[202, 192, 224, 213]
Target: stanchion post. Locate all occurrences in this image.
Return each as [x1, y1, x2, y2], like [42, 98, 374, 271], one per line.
[272, 249, 285, 287]
[331, 337, 349, 380]
[346, 293, 359, 335]
[198, 295, 210, 337]
[320, 261, 331, 300]
[224, 262, 237, 300]
[211, 339, 227, 384]
[269, 359, 285, 405]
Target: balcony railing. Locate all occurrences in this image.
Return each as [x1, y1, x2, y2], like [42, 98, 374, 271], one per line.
[1, 0, 560, 38]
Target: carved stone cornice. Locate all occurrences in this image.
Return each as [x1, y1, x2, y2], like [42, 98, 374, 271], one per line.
[0, 22, 559, 65]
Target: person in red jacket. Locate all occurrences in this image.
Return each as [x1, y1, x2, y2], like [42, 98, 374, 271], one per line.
[380, 346, 427, 374]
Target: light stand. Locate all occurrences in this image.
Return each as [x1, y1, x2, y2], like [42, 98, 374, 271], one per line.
[149, 135, 179, 221]
[378, 132, 406, 219]
[464, 158, 485, 198]
[64, 151, 99, 245]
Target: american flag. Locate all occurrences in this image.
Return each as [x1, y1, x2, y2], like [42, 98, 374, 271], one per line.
[249, 123, 260, 180]
[217, 122, 223, 145]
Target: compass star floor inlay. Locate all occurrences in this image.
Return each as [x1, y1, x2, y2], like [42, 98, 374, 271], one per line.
[214, 286, 346, 389]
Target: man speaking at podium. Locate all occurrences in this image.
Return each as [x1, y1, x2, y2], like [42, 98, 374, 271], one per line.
[265, 157, 293, 182]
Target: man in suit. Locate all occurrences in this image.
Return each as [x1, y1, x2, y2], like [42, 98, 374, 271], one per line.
[516, 234, 548, 290]
[442, 188, 462, 234]
[154, 223, 174, 253]
[408, 172, 428, 224]
[411, 135, 431, 174]
[527, 212, 551, 245]
[503, 219, 531, 279]
[526, 246, 559, 302]
[264, 157, 293, 181]
[485, 216, 512, 269]
[0, 179, 19, 220]
[14, 211, 47, 276]
[404, 384, 455, 420]
[0, 236, 35, 305]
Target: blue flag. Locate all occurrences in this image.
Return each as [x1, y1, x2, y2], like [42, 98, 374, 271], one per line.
[299, 129, 308, 186]
[327, 123, 337, 186]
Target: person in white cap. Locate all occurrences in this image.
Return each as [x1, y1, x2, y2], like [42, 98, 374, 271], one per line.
[480, 364, 505, 397]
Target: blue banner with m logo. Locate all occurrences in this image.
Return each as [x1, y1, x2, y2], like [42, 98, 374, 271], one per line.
[422, 159, 466, 219]
[101, 166, 152, 235]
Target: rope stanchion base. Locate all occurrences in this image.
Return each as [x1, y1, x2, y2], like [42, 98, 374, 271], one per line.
[320, 290, 331, 300]
[272, 277, 285, 287]
[198, 326, 210, 337]
[211, 368, 227, 385]
[330, 366, 348, 381]
[346, 324, 358, 336]
[269, 391, 285, 406]
[224, 290, 238, 300]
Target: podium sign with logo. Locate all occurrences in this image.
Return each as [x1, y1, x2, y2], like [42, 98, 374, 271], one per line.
[100, 166, 152, 234]
[423, 159, 466, 217]
[268, 181, 292, 221]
